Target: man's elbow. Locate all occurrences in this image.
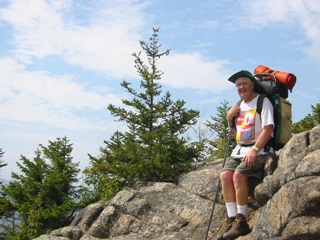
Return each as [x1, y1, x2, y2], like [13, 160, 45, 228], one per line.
[265, 124, 274, 136]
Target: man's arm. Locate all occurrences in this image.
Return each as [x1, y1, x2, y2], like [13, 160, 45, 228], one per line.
[252, 124, 274, 151]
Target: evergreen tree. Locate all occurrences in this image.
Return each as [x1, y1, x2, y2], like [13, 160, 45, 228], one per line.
[0, 148, 10, 239]
[0, 137, 91, 240]
[0, 148, 7, 180]
[84, 28, 200, 200]
[205, 100, 236, 159]
[292, 102, 320, 133]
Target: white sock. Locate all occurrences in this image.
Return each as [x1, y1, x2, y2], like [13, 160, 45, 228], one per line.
[237, 204, 247, 216]
[226, 202, 236, 217]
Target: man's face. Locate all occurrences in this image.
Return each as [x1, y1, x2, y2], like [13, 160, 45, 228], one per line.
[235, 77, 254, 99]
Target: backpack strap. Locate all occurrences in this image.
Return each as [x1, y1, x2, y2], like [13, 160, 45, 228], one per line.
[237, 94, 265, 118]
[257, 94, 275, 152]
[256, 94, 265, 116]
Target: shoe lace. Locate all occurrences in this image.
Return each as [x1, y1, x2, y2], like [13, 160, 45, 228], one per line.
[230, 218, 242, 230]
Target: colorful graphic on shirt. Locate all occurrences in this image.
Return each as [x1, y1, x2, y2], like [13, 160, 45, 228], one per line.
[235, 108, 257, 142]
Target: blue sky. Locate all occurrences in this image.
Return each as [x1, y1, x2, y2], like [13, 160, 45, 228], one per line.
[1, 0, 319, 180]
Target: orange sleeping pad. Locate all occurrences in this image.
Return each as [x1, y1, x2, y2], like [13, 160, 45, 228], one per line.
[254, 65, 297, 92]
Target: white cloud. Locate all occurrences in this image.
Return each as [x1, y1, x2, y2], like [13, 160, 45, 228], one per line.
[237, 0, 317, 27]
[237, 0, 320, 62]
[0, 0, 149, 78]
[0, 0, 154, 130]
[161, 52, 232, 92]
[0, 58, 123, 130]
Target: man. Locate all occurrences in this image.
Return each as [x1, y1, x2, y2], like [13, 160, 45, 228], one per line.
[216, 70, 274, 240]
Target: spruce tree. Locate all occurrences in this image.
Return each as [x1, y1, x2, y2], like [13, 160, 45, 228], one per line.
[205, 100, 236, 159]
[84, 28, 200, 200]
[0, 137, 90, 239]
[0, 148, 7, 182]
[0, 148, 10, 239]
[292, 102, 320, 133]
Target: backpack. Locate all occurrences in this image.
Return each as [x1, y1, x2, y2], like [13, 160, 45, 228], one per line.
[237, 72, 294, 151]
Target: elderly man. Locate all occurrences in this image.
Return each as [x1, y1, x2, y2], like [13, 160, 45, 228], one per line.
[216, 70, 274, 240]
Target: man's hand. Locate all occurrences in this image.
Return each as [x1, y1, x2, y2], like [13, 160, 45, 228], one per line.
[243, 148, 258, 168]
[227, 105, 240, 127]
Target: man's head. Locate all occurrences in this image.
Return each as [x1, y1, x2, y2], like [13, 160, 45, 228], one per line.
[228, 70, 260, 100]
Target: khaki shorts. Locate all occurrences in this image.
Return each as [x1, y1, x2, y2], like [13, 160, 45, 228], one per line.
[221, 154, 269, 180]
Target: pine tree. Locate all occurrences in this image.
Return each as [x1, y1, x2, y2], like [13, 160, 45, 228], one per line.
[0, 148, 7, 180]
[205, 100, 236, 159]
[0, 137, 90, 239]
[0, 148, 11, 239]
[84, 28, 200, 200]
[292, 102, 320, 133]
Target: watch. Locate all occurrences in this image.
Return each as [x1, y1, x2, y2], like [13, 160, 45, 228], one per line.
[252, 146, 259, 152]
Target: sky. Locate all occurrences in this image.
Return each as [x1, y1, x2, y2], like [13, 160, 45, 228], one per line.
[1, 0, 319, 180]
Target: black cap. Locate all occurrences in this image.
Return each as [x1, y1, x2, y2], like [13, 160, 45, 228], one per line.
[228, 70, 260, 93]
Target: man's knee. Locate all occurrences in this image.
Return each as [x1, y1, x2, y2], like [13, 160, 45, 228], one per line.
[233, 172, 247, 185]
[220, 170, 234, 182]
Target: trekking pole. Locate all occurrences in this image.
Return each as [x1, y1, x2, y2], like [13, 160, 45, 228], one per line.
[204, 127, 233, 240]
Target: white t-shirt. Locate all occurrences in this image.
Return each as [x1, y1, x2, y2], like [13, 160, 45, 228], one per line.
[231, 95, 274, 157]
